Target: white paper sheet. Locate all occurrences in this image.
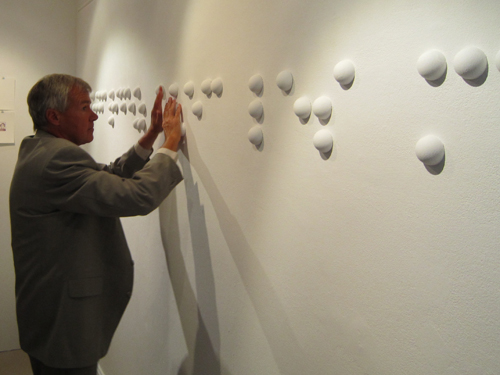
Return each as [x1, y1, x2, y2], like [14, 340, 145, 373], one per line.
[0, 111, 15, 144]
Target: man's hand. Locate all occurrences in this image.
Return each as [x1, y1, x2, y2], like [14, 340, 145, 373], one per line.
[150, 86, 165, 134]
[138, 86, 183, 152]
[161, 97, 183, 151]
[137, 87, 167, 150]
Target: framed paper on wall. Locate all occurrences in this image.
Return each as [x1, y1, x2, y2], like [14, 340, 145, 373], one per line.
[0, 77, 16, 144]
[0, 111, 15, 144]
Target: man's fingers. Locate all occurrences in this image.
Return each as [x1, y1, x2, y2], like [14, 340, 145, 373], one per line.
[169, 98, 177, 117]
[163, 97, 172, 118]
[175, 103, 183, 123]
[154, 86, 163, 110]
[162, 98, 183, 130]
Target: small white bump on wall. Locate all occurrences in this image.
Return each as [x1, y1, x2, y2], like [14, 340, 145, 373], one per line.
[124, 88, 132, 100]
[96, 103, 104, 114]
[133, 87, 141, 100]
[293, 97, 312, 120]
[183, 81, 195, 98]
[211, 78, 223, 97]
[248, 99, 264, 121]
[155, 86, 166, 100]
[313, 129, 333, 153]
[108, 90, 115, 101]
[276, 70, 293, 93]
[168, 84, 179, 98]
[415, 135, 445, 166]
[249, 74, 264, 96]
[128, 103, 136, 116]
[333, 60, 355, 86]
[116, 88, 123, 100]
[138, 103, 147, 117]
[248, 125, 263, 146]
[192, 101, 203, 118]
[138, 119, 147, 133]
[312, 96, 332, 121]
[201, 79, 212, 96]
[417, 50, 447, 81]
[120, 103, 127, 115]
[133, 118, 147, 133]
[453, 47, 488, 80]
[109, 103, 119, 115]
[108, 116, 115, 128]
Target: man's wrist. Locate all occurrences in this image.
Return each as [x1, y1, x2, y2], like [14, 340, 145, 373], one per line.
[162, 133, 181, 151]
[138, 128, 161, 150]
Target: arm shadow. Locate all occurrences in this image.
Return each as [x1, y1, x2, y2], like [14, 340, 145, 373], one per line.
[160, 127, 308, 374]
[159, 164, 223, 375]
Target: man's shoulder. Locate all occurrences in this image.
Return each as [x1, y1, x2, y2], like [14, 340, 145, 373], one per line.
[21, 131, 86, 155]
[16, 131, 94, 174]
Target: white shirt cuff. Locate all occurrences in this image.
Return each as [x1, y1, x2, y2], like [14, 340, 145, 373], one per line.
[157, 147, 179, 162]
[134, 142, 153, 160]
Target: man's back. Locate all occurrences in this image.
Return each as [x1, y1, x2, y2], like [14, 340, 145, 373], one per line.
[10, 131, 137, 368]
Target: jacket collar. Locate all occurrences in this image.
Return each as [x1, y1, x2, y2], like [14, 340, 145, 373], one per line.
[34, 129, 57, 139]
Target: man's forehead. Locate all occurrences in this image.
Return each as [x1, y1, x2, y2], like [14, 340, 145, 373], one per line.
[69, 86, 91, 102]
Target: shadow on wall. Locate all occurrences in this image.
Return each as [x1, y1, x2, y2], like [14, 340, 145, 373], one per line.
[159, 173, 222, 374]
[159, 125, 309, 374]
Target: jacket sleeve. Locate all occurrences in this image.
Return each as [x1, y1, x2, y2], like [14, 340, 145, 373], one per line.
[96, 145, 149, 178]
[42, 144, 183, 217]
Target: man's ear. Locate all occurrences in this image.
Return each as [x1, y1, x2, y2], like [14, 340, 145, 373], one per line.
[45, 108, 61, 126]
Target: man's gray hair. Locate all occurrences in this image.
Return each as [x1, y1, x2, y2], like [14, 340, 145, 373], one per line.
[27, 74, 92, 130]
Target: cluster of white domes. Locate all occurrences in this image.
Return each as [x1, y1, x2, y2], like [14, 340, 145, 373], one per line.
[91, 86, 146, 131]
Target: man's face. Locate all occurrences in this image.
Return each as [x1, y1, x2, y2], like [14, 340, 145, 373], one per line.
[57, 86, 98, 145]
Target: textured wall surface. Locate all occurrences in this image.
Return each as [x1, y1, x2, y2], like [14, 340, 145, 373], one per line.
[82, 0, 500, 374]
[0, 0, 77, 351]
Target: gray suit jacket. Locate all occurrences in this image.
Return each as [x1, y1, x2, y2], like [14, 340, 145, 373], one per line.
[9, 130, 183, 368]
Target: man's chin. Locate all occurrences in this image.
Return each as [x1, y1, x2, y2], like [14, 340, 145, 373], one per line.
[81, 135, 94, 145]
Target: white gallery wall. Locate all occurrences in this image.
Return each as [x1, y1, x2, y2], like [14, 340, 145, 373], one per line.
[0, 0, 77, 351]
[76, 1, 500, 374]
[77, 0, 500, 374]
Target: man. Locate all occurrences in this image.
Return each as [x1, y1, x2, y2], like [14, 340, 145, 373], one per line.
[10, 74, 183, 375]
